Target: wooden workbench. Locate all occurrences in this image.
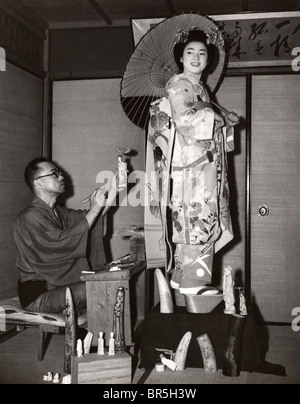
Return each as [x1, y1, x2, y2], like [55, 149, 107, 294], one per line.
[81, 261, 148, 346]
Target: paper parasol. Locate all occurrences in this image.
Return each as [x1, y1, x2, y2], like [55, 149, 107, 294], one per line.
[121, 13, 227, 129]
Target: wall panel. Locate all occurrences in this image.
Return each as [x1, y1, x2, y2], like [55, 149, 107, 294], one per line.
[0, 63, 43, 299]
[52, 79, 145, 262]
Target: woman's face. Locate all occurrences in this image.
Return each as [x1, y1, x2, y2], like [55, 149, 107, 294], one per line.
[181, 41, 208, 77]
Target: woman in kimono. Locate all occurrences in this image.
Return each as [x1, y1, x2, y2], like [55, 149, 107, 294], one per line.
[165, 28, 239, 295]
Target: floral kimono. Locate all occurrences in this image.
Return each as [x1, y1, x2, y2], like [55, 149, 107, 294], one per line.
[145, 72, 234, 292]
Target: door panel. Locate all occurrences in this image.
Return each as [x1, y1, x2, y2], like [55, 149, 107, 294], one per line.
[251, 75, 300, 322]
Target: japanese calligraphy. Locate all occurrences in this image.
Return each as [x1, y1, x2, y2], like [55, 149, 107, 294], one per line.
[249, 22, 268, 41]
[219, 15, 300, 65]
[227, 22, 247, 59]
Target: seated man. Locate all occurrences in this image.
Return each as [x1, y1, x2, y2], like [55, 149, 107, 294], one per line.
[14, 157, 116, 314]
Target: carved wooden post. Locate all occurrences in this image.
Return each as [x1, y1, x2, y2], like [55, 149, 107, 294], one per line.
[64, 287, 76, 374]
[223, 266, 236, 314]
[223, 314, 246, 377]
[113, 287, 126, 352]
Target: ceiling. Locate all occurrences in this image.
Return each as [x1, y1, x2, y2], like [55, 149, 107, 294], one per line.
[19, 0, 300, 29]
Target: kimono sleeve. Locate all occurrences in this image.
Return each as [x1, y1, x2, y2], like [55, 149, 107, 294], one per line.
[32, 212, 89, 258]
[168, 79, 215, 140]
[224, 126, 235, 153]
[15, 209, 89, 284]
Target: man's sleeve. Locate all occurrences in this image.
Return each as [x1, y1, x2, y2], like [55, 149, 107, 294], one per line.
[15, 210, 89, 285]
[29, 210, 89, 258]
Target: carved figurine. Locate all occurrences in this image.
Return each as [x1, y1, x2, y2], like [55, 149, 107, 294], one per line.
[108, 332, 115, 356]
[97, 332, 105, 355]
[113, 287, 126, 352]
[53, 373, 60, 384]
[239, 289, 248, 316]
[43, 372, 53, 382]
[76, 339, 83, 358]
[116, 147, 131, 190]
[114, 287, 126, 352]
[223, 266, 236, 314]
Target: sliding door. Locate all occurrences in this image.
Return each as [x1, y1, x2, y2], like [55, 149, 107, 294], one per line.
[251, 75, 300, 322]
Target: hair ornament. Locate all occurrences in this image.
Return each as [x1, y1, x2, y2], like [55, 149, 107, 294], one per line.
[174, 25, 224, 49]
[204, 27, 225, 49]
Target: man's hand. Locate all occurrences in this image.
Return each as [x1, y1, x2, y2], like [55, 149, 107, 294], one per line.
[225, 111, 240, 128]
[102, 172, 119, 216]
[84, 187, 107, 228]
[89, 187, 107, 214]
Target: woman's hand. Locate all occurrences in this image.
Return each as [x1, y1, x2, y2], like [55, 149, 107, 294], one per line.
[214, 112, 225, 127]
[225, 111, 240, 127]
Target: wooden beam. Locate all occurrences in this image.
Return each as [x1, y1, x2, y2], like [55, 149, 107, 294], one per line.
[0, 0, 47, 39]
[164, 0, 177, 15]
[49, 20, 130, 30]
[86, 0, 113, 26]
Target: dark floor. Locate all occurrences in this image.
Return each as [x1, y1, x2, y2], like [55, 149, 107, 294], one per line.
[0, 323, 299, 384]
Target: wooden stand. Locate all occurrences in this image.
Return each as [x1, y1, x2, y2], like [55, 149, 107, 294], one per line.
[71, 352, 132, 384]
[81, 261, 147, 346]
[38, 324, 62, 361]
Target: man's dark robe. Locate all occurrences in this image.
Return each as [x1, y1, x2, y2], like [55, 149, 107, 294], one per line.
[14, 197, 92, 307]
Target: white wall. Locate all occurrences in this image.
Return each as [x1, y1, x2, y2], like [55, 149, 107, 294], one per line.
[52, 79, 145, 262]
[0, 63, 43, 298]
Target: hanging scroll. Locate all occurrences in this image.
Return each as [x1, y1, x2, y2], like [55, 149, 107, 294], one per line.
[132, 11, 300, 68]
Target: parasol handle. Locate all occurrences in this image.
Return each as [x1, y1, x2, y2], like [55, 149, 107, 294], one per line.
[211, 100, 230, 115]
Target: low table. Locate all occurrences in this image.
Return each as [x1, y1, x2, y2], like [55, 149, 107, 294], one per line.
[81, 261, 148, 346]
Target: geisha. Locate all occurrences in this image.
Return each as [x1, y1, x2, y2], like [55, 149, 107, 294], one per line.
[146, 26, 239, 296]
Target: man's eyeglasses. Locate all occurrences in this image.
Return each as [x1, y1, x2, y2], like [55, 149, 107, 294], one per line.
[35, 169, 62, 181]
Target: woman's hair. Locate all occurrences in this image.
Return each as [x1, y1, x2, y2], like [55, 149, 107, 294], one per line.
[24, 157, 50, 192]
[173, 29, 216, 73]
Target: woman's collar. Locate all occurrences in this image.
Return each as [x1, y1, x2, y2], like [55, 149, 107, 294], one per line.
[182, 71, 203, 85]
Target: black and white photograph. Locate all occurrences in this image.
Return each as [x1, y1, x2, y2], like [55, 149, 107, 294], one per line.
[0, 0, 299, 387]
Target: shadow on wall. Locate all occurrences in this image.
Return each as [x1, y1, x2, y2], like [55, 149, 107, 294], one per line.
[250, 295, 271, 361]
